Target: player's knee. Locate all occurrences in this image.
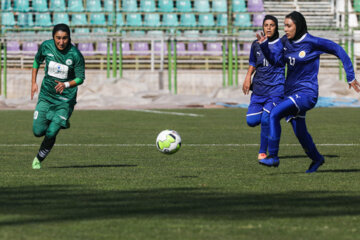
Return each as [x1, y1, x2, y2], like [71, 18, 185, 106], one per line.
[246, 116, 261, 127]
[45, 127, 60, 139]
[33, 127, 46, 137]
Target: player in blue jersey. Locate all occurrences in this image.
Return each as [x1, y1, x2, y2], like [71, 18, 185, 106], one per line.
[242, 15, 285, 160]
[257, 11, 360, 173]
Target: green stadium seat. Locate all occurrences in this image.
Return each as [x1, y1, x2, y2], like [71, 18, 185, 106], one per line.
[71, 14, 89, 33]
[104, 0, 120, 12]
[14, 0, 29, 12]
[176, 0, 192, 12]
[212, 0, 227, 13]
[158, 0, 174, 12]
[86, 0, 102, 12]
[144, 14, 161, 27]
[53, 13, 70, 25]
[90, 13, 106, 26]
[49, 0, 66, 12]
[122, 0, 138, 12]
[68, 0, 84, 12]
[195, 0, 210, 13]
[126, 13, 142, 26]
[232, 0, 246, 12]
[108, 13, 125, 26]
[162, 14, 178, 26]
[2, 12, 15, 26]
[17, 13, 34, 27]
[355, 0, 360, 12]
[1, 0, 12, 11]
[216, 13, 227, 26]
[199, 14, 215, 26]
[35, 13, 52, 27]
[234, 13, 251, 27]
[140, 0, 156, 12]
[32, 0, 48, 12]
[180, 13, 196, 26]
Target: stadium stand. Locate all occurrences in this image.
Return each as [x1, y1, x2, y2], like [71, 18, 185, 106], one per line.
[49, 0, 66, 12]
[67, 0, 84, 12]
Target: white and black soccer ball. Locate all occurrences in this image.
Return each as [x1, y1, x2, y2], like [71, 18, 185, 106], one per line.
[156, 130, 182, 154]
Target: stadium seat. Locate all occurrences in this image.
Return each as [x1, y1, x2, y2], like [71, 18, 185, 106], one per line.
[134, 42, 150, 55]
[108, 13, 125, 26]
[1, 12, 16, 27]
[206, 42, 222, 55]
[49, 0, 66, 12]
[144, 14, 162, 36]
[22, 42, 38, 55]
[72, 13, 88, 25]
[234, 13, 251, 27]
[53, 13, 70, 25]
[14, 0, 29, 12]
[77, 43, 95, 56]
[253, 13, 265, 27]
[184, 30, 199, 39]
[126, 13, 144, 36]
[122, 42, 131, 55]
[247, 0, 264, 12]
[176, 0, 192, 12]
[17, 13, 34, 27]
[188, 42, 204, 55]
[212, 0, 227, 13]
[241, 42, 251, 55]
[162, 14, 178, 26]
[194, 0, 210, 13]
[232, 0, 246, 12]
[216, 13, 227, 27]
[122, 0, 138, 12]
[176, 42, 186, 56]
[180, 13, 196, 26]
[1, 0, 12, 10]
[95, 42, 108, 54]
[154, 42, 169, 55]
[35, 13, 52, 27]
[7, 41, 21, 54]
[32, 0, 48, 12]
[104, 0, 120, 12]
[199, 14, 215, 27]
[90, 13, 106, 26]
[140, 0, 156, 12]
[158, 0, 174, 12]
[86, 0, 102, 12]
[68, 0, 84, 12]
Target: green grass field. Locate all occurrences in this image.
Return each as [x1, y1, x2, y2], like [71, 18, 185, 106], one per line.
[0, 108, 359, 240]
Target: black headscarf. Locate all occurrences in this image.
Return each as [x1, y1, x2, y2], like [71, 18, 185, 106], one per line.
[52, 23, 71, 50]
[263, 15, 279, 42]
[285, 11, 308, 41]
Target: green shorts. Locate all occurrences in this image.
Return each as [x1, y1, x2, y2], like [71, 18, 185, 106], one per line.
[33, 99, 74, 132]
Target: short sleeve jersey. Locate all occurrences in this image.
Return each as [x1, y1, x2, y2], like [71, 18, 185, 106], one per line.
[249, 38, 285, 97]
[34, 40, 85, 106]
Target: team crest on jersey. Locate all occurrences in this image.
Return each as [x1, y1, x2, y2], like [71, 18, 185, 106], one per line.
[299, 51, 306, 58]
[65, 59, 73, 65]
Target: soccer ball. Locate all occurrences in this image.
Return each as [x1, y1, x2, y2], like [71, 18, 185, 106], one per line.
[156, 130, 182, 154]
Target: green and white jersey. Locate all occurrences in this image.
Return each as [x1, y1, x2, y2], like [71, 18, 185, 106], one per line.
[34, 39, 85, 106]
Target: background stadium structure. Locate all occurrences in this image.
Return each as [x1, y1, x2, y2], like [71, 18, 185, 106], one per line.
[1, 0, 360, 108]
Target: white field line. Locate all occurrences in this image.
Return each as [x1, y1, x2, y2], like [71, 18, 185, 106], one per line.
[0, 143, 359, 147]
[128, 109, 204, 117]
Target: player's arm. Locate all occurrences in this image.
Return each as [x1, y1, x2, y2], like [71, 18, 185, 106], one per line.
[31, 45, 45, 100]
[315, 37, 360, 92]
[257, 33, 285, 67]
[243, 42, 256, 95]
[55, 52, 85, 94]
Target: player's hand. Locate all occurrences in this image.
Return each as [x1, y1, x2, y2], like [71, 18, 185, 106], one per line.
[349, 79, 360, 93]
[54, 80, 65, 94]
[242, 78, 251, 95]
[31, 83, 38, 100]
[256, 31, 267, 44]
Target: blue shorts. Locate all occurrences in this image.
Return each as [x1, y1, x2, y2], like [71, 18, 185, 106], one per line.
[247, 94, 283, 117]
[285, 93, 318, 121]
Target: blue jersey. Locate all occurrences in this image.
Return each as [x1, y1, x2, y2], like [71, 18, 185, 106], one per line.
[260, 33, 356, 96]
[249, 38, 285, 97]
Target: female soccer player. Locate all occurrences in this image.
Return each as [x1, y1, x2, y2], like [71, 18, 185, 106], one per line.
[31, 24, 85, 169]
[257, 11, 360, 173]
[242, 15, 285, 160]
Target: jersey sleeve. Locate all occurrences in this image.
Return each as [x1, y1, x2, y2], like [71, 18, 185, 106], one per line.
[248, 41, 256, 67]
[259, 37, 285, 67]
[315, 37, 355, 83]
[33, 42, 46, 68]
[73, 51, 85, 83]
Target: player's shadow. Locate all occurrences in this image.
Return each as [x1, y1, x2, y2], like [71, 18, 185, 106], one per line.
[0, 186, 359, 227]
[280, 154, 339, 160]
[50, 164, 137, 169]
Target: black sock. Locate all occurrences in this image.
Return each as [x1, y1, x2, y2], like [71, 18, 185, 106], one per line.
[37, 136, 56, 162]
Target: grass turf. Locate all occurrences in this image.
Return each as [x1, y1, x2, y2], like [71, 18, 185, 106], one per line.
[0, 108, 359, 240]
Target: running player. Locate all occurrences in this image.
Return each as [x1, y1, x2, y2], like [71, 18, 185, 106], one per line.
[257, 11, 360, 172]
[31, 24, 85, 169]
[242, 15, 285, 160]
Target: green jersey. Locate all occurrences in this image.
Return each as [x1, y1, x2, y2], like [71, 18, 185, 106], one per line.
[34, 39, 85, 106]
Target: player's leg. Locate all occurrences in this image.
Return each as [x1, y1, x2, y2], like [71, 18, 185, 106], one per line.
[291, 117, 324, 173]
[259, 98, 298, 167]
[35, 121, 61, 164]
[259, 110, 269, 158]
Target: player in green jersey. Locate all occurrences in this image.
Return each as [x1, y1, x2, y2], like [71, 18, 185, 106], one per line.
[31, 24, 85, 169]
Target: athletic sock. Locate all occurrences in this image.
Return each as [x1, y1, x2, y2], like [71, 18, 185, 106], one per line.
[36, 137, 56, 162]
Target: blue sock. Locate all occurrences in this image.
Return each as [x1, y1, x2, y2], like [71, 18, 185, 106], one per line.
[259, 111, 269, 154]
